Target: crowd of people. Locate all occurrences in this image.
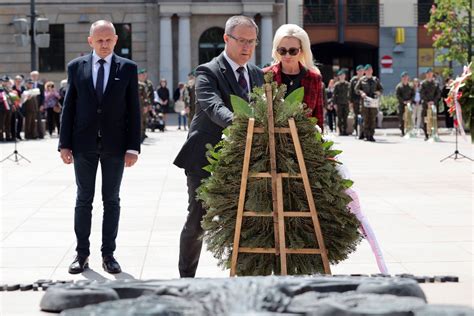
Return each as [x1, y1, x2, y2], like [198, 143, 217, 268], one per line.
[0, 71, 67, 142]
[0, 68, 198, 144]
[323, 65, 453, 142]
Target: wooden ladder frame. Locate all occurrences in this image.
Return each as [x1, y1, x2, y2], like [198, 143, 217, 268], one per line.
[230, 84, 331, 276]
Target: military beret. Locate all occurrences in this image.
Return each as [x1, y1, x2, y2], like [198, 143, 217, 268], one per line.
[337, 69, 347, 76]
[356, 65, 364, 71]
[364, 64, 373, 70]
[400, 71, 409, 78]
[425, 67, 433, 73]
[137, 68, 147, 74]
[25, 79, 34, 84]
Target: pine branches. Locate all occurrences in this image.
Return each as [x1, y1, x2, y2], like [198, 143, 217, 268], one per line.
[198, 81, 362, 276]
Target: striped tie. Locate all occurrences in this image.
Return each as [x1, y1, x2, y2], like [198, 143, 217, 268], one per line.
[236, 66, 249, 96]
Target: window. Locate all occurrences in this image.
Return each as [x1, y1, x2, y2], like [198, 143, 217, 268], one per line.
[418, 0, 434, 25]
[114, 23, 132, 59]
[303, 0, 336, 25]
[39, 24, 65, 72]
[199, 27, 225, 64]
[347, 0, 379, 24]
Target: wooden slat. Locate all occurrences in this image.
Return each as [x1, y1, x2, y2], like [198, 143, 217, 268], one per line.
[253, 127, 291, 134]
[265, 84, 281, 257]
[286, 248, 323, 254]
[283, 212, 312, 217]
[276, 174, 287, 275]
[230, 118, 255, 277]
[250, 172, 301, 178]
[243, 211, 273, 217]
[288, 118, 332, 275]
[239, 247, 276, 254]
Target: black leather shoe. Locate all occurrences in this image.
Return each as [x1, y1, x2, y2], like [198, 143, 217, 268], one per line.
[102, 255, 122, 274]
[68, 255, 89, 274]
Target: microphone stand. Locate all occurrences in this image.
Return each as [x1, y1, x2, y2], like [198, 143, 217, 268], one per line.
[440, 125, 472, 162]
[1, 107, 31, 163]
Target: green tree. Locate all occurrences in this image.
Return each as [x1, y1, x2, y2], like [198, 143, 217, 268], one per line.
[425, 0, 472, 75]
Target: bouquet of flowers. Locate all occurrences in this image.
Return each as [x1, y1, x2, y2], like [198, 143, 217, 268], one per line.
[445, 63, 473, 141]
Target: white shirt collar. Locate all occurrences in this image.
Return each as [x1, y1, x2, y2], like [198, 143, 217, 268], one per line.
[223, 50, 247, 73]
[92, 51, 113, 65]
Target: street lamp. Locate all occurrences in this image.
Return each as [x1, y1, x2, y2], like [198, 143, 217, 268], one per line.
[11, 0, 49, 71]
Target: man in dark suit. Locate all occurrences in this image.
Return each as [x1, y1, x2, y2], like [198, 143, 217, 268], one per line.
[174, 15, 264, 278]
[59, 20, 141, 274]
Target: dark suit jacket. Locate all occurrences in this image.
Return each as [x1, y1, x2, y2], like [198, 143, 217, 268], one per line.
[173, 52, 264, 176]
[59, 53, 141, 155]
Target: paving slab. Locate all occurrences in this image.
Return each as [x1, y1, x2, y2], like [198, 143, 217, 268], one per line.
[1, 122, 472, 315]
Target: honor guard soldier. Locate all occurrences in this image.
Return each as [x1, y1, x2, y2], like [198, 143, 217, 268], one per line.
[395, 71, 415, 136]
[420, 68, 441, 141]
[355, 64, 383, 142]
[333, 69, 351, 135]
[350, 65, 365, 138]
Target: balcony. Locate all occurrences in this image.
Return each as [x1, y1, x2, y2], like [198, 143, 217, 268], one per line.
[303, 4, 337, 25]
[346, 3, 379, 25]
[302, 2, 379, 26]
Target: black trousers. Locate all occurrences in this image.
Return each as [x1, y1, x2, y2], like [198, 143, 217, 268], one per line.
[73, 150, 125, 257]
[179, 172, 207, 277]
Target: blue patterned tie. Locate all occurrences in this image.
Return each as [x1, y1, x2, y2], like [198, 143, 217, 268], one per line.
[236, 66, 249, 96]
[96, 59, 106, 103]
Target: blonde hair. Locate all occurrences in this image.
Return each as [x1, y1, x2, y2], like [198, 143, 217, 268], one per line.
[271, 24, 319, 74]
[45, 81, 55, 89]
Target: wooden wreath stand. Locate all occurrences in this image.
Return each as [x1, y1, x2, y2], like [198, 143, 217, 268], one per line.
[230, 84, 331, 276]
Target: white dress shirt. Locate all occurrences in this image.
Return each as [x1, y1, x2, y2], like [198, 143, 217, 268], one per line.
[223, 50, 250, 90]
[92, 51, 113, 92]
[92, 51, 138, 156]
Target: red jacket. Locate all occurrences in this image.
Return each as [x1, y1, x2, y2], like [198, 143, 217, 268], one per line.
[263, 62, 324, 129]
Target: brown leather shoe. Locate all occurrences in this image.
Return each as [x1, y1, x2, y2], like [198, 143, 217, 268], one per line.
[68, 255, 89, 274]
[102, 255, 122, 274]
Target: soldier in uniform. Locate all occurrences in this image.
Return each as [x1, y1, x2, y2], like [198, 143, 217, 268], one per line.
[350, 65, 365, 138]
[395, 71, 415, 136]
[0, 76, 13, 141]
[420, 68, 441, 141]
[22, 79, 39, 139]
[138, 69, 151, 143]
[355, 64, 383, 142]
[333, 69, 351, 135]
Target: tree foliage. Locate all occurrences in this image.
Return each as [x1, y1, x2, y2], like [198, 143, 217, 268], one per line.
[425, 0, 472, 75]
[197, 79, 362, 276]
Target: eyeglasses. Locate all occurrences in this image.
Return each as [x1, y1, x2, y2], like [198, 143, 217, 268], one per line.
[227, 33, 259, 46]
[277, 47, 301, 56]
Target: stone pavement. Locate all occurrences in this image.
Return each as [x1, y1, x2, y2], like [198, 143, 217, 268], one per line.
[0, 118, 472, 315]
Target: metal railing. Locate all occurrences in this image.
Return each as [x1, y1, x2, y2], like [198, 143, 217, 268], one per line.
[346, 3, 379, 24]
[302, 3, 337, 25]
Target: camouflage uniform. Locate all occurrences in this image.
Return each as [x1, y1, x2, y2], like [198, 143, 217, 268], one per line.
[350, 75, 363, 135]
[138, 80, 151, 141]
[355, 76, 383, 141]
[395, 82, 415, 136]
[420, 79, 441, 140]
[185, 82, 196, 127]
[333, 79, 351, 135]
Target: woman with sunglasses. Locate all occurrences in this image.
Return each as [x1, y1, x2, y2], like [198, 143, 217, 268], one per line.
[264, 24, 324, 129]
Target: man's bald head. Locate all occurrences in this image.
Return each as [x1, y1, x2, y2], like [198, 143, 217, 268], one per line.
[89, 20, 116, 37]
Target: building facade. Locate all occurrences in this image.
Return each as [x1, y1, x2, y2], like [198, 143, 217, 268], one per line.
[290, 0, 463, 93]
[0, 0, 285, 91]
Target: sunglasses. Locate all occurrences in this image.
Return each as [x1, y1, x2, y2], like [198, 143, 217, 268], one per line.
[277, 47, 301, 56]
